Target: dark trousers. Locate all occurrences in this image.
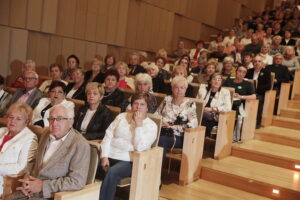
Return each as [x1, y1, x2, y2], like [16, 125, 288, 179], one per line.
[256, 94, 264, 126]
[99, 158, 132, 200]
[201, 119, 218, 136]
[158, 135, 183, 162]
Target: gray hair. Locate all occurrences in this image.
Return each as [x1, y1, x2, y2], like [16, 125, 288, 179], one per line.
[135, 73, 153, 90]
[171, 76, 188, 88]
[49, 104, 74, 118]
[24, 70, 39, 79]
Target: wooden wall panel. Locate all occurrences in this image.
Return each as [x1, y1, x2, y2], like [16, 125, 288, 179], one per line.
[56, 0, 76, 37]
[74, 39, 86, 66]
[135, 1, 146, 50]
[106, 0, 119, 45]
[149, 6, 161, 52]
[9, 0, 27, 28]
[85, 0, 98, 41]
[41, 0, 58, 33]
[96, 0, 109, 43]
[247, 0, 266, 13]
[142, 3, 153, 51]
[74, 0, 87, 39]
[0, 26, 11, 78]
[48, 35, 63, 66]
[0, 0, 10, 25]
[197, 0, 218, 26]
[62, 38, 75, 64]
[125, 0, 139, 48]
[115, 0, 129, 46]
[200, 23, 222, 42]
[96, 43, 107, 59]
[85, 42, 97, 67]
[215, 0, 241, 30]
[26, 0, 43, 31]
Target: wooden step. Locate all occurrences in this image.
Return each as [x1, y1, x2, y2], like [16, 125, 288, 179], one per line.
[160, 179, 272, 200]
[288, 100, 300, 109]
[280, 108, 300, 119]
[272, 116, 300, 130]
[294, 94, 300, 101]
[201, 157, 300, 200]
[255, 126, 300, 148]
[232, 140, 300, 171]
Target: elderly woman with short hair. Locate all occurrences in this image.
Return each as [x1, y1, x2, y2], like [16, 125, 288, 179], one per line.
[116, 61, 135, 90]
[73, 82, 114, 140]
[102, 70, 124, 107]
[146, 63, 166, 93]
[283, 46, 300, 74]
[260, 44, 273, 65]
[156, 76, 198, 159]
[66, 68, 87, 100]
[120, 73, 157, 113]
[198, 60, 218, 84]
[32, 81, 75, 128]
[221, 56, 236, 78]
[0, 102, 38, 196]
[270, 36, 285, 55]
[84, 58, 105, 83]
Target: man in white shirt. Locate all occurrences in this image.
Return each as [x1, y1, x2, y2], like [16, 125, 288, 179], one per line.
[6, 105, 90, 199]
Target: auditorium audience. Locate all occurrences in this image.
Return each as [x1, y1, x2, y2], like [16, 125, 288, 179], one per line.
[270, 35, 285, 55]
[102, 54, 116, 72]
[197, 73, 232, 136]
[156, 76, 198, 159]
[155, 56, 170, 80]
[99, 93, 157, 200]
[0, 75, 12, 114]
[260, 44, 273, 66]
[209, 43, 228, 62]
[66, 68, 87, 101]
[208, 33, 224, 52]
[102, 70, 124, 107]
[146, 63, 166, 94]
[223, 28, 236, 47]
[73, 82, 113, 140]
[281, 30, 297, 46]
[116, 61, 135, 90]
[63, 54, 80, 80]
[39, 64, 67, 94]
[32, 81, 74, 128]
[0, 102, 38, 197]
[189, 40, 206, 61]
[221, 56, 236, 78]
[84, 58, 105, 83]
[243, 34, 262, 55]
[282, 46, 300, 79]
[128, 52, 146, 76]
[170, 40, 189, 62]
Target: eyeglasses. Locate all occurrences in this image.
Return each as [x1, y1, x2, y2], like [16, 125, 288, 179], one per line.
[24, 77, 37, 81]
[212, 78, 222, 81]
[48, 117, 73, 122]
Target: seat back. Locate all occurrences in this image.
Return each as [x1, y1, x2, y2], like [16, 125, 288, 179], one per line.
[223, 86, 235, 104]
[147, 113, 162, 147]
[270, 72, 275, 90]
[186, 97, 204, 126]
[119, 88, 135, 101]
[67, 98, 85, 113]
[86, 141, 101, 184]
[152, 92, 166, 107]
[190, 82, 200, 98]
[106, 105, 121, 120]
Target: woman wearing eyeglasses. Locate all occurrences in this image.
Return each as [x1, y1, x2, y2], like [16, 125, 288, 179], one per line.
[0, 102, 38, 196]
[32, 81, 74, 128]
[197, 73, 232, 136]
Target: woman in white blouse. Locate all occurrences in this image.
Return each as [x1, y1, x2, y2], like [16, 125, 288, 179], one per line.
[32, 81, 74, 128]
[156, 76, 198, 159]
[197, 73, 232, 136]
[0, 102, 38, 196]
[99, 93, 157, 200]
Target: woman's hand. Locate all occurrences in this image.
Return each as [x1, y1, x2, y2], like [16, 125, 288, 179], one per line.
[101, 157, 110, 170]
[233, 93, 242, 99]
[133, 111, 143, 127]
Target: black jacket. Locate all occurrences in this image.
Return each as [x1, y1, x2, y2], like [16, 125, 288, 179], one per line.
[280, 39, 296, 46]
[84, 70, 105, 83]
[128, 64, 146, 76]
[102, 88, 124, 107]
[266, 64, 290, 89]
[245, 68, 271, 95]
[152, 76, 166, 94]
[66, 82, 87, 101]
[73, 104, 113, 140]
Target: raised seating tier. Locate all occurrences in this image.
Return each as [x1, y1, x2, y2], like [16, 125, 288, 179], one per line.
[272, 116, 300, 130]
[200, 157, 300, 200]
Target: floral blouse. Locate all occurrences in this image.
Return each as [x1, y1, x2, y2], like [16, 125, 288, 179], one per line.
[155, 96, 198, 136]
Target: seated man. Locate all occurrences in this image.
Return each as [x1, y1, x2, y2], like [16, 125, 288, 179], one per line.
[6, 104, 91, 200]
[2, 71, 43, 116]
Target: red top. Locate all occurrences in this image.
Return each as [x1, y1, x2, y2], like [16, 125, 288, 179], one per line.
[118, 80, 130, 89]
[0, 135, 14, 151]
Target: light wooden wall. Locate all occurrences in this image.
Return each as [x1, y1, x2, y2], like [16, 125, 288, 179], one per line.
[0, 0, 268, 85]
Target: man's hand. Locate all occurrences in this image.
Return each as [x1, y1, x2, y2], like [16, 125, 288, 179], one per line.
[17, 176, 43, 196]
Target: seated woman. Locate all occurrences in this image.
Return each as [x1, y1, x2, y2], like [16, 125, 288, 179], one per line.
[166, 65, 194, 97]
[0, 102, 38, 196]
[121, 73, 157, 113]
[66, 68, 87, 100]
[102, 54, 116, 72]
[146, 63, 166, 94]
[176, 56, 193, 83]
[270, 36, 284, 55]
[102, 70, 124, 107]
[116, 61, 135, 90]
[282, 46, 300, 80]
[32, 81, 74, 128]
[156, 76, 198, 159]
[84, 58, 105, 83]
[99, 93, 157, 200]
[223, 65, 256, 141]
[73, 82, 114, 140]
[155, 56, 170, 80]
[39, 64, 67, 94]
[221, 56, 236, 78]
[196, 73, 232, 136]
[62, 54, 80, 80]
[198, 59, 218, 84]
[0, 75, 12, 115]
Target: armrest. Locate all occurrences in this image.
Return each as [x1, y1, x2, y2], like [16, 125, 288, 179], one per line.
[2, 174, 24, 199]
[54, 183, 100, 200]
[241, 99, 259, 140]
[215, 111, 236, 159]
[261, 90, 276, 127]
[129, 147, 163, 200]
[180, 126, 205, 185]
[277, 83, 291, 115]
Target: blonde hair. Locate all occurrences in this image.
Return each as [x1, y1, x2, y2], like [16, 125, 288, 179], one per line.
[7, 102, 33, 124]
[283, 46, 295, 56]
[171, 65, 188, 78]
[135, 73, 153, 90]
[171, 76, 188, 88]
[85, 82, 105, 96]
[115, 61, 129, 75]
[92, 58, 103, 66]
[273, 35, 282, 42]
[146, 63, 159, 74]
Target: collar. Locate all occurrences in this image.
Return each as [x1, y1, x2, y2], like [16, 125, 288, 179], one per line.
[49, 128, 71, 142]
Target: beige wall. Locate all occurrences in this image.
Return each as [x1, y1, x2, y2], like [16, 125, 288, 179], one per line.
[0, 0, 269, 85]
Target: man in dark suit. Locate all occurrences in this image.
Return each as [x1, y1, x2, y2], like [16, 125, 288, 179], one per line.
[128, 52, 146, 76]
[3, 71, 43, 116]
[266, 53, 290, 92]
[6, 104, 91, 199]
[280, 30, 296, 46]
[245, 55, 271, 128]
